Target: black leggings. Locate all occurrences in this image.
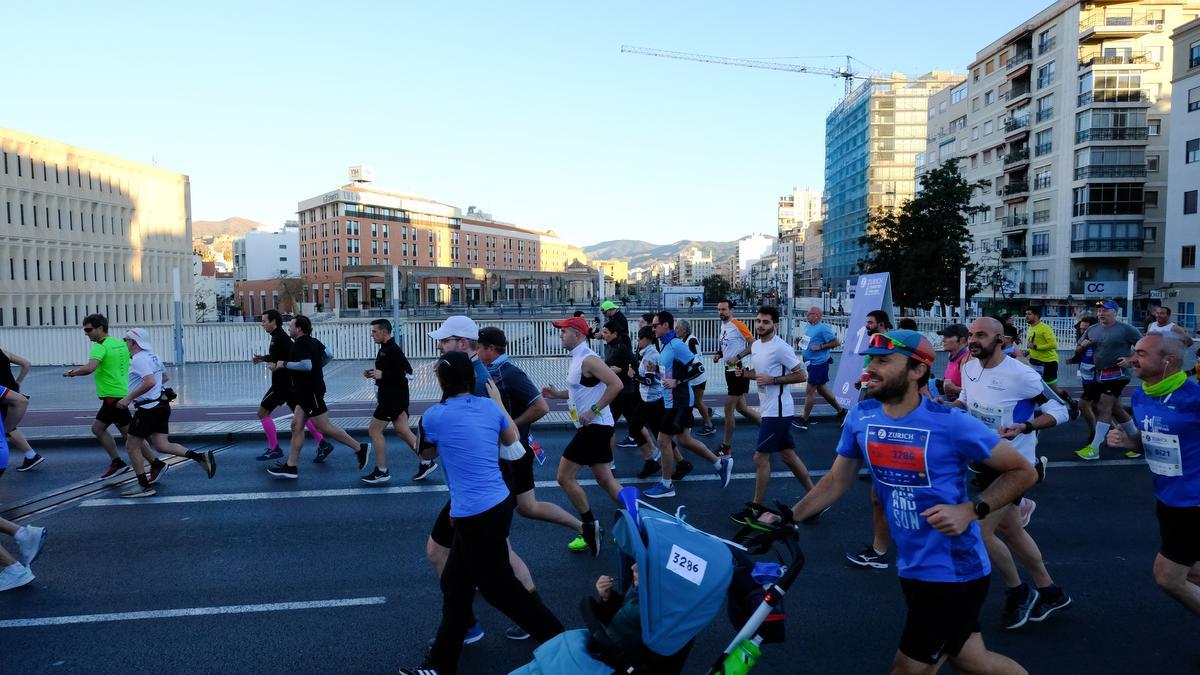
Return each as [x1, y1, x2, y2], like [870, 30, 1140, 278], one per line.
[428, 496, 564, 674]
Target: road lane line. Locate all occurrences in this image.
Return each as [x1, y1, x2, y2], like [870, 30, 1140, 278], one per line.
[0, 596, 388, 628]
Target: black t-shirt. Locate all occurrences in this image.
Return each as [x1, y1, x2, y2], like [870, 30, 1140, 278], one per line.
[288, 334, 327, 395]
[489, 356, 542, 440]
[267, 328, 293, 390]
[0, 349, 17, 391]
[604, 339, 638, 393]
[374, 338, 412, 402]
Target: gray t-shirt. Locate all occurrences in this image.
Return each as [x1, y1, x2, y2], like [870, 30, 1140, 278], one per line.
[1084, 321, 1141, 371]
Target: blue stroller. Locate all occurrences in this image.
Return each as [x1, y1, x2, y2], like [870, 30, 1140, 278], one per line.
[510, 488, 804, 675]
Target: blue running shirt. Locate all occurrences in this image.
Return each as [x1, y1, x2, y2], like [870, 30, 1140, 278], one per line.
[421, 396, 511, 518]
[657, 336, 696, 409]
[836, 398, 999, 582]
[1131, 379, 1200, 507]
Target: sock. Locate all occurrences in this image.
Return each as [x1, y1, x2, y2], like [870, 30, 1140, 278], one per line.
[1091, 421, 1110, 449]
[24, 449, 36, 460]
[581, 510, 594, 523]
[712, 460, 722, 469]
[4, 562, 23, 573]
[260, 417, 279, 449]
[1037, 584, 1060, 597]
[151, 458, 166, 469]
[185, 450, 202, 461]
[137, 473, 152, 488]
[306, 420, 325, 443]
[662, 479, 673, 488]
[873, 546, 886, 556]
[1120, 420, 1137, 437]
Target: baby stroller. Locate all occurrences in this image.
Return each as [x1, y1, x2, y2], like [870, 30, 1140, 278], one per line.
[510, 488, 804, 675]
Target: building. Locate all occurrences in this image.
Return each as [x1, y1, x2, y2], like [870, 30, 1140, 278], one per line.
[233, 222, 301, 281]
[1163, 17, 1200, 316]
[798, 219, 826, 298]
[736, 233, 777, 281]
[748, 253, 785, 302]
[823, 72, 964, 294]
[590, 258, 629, 283]
[538, 234, 587, 272]
[926, 0, 1200, 317]
[0, 126, 193, 326]
[673, 247, 716, 285]
[777, 186, 824, 298]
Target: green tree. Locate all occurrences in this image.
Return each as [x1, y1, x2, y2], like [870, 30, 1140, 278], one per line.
[701, 274, 732, 304]
[858, 159, 988, 310]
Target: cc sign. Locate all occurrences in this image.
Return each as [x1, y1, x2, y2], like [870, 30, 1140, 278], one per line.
[1083, 281, 1111, 296]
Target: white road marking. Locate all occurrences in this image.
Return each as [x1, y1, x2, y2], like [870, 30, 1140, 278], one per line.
[203, 412, 256, 416]
[0, 596, 388, 628]
[79, 458, 1140, 507]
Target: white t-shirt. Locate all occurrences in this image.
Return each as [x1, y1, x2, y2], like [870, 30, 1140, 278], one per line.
[959, 356, 1068, 464]
[684, 334, 707, 386]
[751, 335, 802, 418]
[718, 319, 750, 362]
[637, 343, 663, 403]
[129, 350, 165, 408]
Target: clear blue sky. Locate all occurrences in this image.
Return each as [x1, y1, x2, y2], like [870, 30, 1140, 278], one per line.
[5, 0, 1050, 246]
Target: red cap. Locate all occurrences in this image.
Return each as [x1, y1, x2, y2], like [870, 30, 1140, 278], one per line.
[552, 316, 591, 336]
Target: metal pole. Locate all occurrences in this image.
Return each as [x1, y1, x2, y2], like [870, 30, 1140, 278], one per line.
[172, 267, 185, 364]
[392, 265, 401, 338]
[786, 255, 795, 343]
[959, 268, 967, 320]
[1126, 269, 1134, 320]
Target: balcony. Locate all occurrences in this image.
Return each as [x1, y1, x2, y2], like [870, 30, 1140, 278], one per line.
[1001, 181, 1030, 198]
[1001, 214, 1029, 231]
[1070, 238, 1144, 254]
[1075, 127, 1149, 143]
[1031, 281, 1049, 294]
[1073, 203, 1144, 217]
[1007, 49, 1033, 70]
[1001, 246, 1028, 259]
[1078, 50, 1155, 69]
[1005, 86, 1032, 107]
[1004, 117, 1031, 138]
[1003, 147, 1030, 166]
[1073, 165, 1148, 180]
[1079, 11, 1164, 42]
[1033, 209, 1051, 224]
[1078, 89, 1150, 106]
[1036, 107, 1054, 123]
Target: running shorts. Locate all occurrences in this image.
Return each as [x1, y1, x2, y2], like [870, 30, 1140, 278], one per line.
[128, 403, 170, 438]
[562, 424, 614, 466]
[725, 370, 750, 396]
[1080, 378, 1127, 403]
[971, 460, 1039, 506]
[288, 391, 329, 418]
[755, 416, 796, 454]
[1157, 500, 1200, 567]
[609, 390, 637, 425]
[96, 397, 133, 428]
[431, 501, 455, 548]
[659, 404, 694, 436]
[259, 387, 290, 413]
[1028, 359, 1059, 385]
[806, 361, 831, 387]
[373, 397, 409, 422]
[634, 399, 664, 439]
[898, 575, 990, 664]
[499, 445, 536, 496]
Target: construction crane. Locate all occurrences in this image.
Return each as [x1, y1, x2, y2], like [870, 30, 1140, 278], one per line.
[620, 45, 894, 98]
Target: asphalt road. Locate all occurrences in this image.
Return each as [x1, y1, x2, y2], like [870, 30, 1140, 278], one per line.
[1, 420, 1197, 674]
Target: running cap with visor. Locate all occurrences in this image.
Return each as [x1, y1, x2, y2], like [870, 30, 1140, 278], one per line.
[600, 301, 618, 311]
[428, 315, 479, 341]
[860, 329, 936, 366]
[552, 316, 591, 336]
[1096, 300, 1120, 311]
[123, 327, 153, 351]
[936, 323, 969, 339]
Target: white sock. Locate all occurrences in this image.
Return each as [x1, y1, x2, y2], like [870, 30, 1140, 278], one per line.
[712, 460, 722, 469]
[662, 479, 673, 488]
[1092, 421, 1110, 448]
[1120, 420, 1137, 436]
[16, 526, 27, 537]
[24, 449, 36, 460]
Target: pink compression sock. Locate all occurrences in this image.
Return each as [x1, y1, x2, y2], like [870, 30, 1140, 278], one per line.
[260, 417, 279, 449]
[306, 420, 325, 443]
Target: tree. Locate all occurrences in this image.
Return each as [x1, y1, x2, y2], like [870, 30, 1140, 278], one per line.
[701, 274, 732, 304]
[685, 297, 700, 311]
[858, 159, 988, 310]
[276, 273, 306, 313]
[977, 251, 1013, 304]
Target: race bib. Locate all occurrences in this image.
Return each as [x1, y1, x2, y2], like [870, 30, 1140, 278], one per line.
[966, 400, 1005, 430]
[866, 425, 932, 488]
[1078, 362, 1095, 380]
[1143, 431, 1183, 477]
[568, 405, 581, 429]
[1098, 367, 1125, 382]
[796, 334, 812, 352]
[666, 544, 707, 585]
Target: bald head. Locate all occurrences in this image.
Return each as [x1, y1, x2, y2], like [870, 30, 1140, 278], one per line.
[967, 317, 1005, 362]
[806, 306, 823, 324]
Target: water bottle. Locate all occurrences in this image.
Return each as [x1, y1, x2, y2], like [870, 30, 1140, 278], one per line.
[719, 636, 762, 674]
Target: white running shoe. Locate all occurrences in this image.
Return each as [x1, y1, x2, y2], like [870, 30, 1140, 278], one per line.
[0, 563, 35, 592]
[15, 526, 46, 566]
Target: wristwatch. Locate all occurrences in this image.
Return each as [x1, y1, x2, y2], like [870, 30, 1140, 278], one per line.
[1022, 421, 1035, 434]
[972, 499, 991, 520]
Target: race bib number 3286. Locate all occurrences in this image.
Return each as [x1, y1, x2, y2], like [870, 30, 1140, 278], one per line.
[866, 425, 933, 488]
[666, 544, 707, 585]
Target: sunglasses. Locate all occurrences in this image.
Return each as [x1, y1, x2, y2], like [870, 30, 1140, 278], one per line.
[869, 334, 934, 365]
[83, 326, 94, 332]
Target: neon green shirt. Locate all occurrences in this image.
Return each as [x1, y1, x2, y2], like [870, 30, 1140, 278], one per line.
[89, 336, 131, 398]
[1026, 322, 1058, 362]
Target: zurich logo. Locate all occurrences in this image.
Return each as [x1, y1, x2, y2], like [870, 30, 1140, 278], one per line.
[876, 428, 888, 440]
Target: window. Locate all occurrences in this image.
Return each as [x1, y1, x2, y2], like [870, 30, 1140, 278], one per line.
[973, 67, 981, 82]
[1190, 87, 1200, 113]
[1032, 232, 1050, 256]
[279, 244, 287, 249]
[1149, 119, 1161, 136]
[1037, 61, 1055, 89]
[1034, 167, 1052, 190]
[985, 60, 995, 75]
[1147, 155, 1160, 172]
[279, 256, 288, 262]
[971, 126, 979, 140]
[1191, 40, 1200, 68]
[950, 85, 967, 105]
[1038, 29, 1054, 54]
[984, 90, 995, 106]
[1188, 139, 1200, 164]
[1035, 129, 1053, 156]
[1184, 246, 1197, 269]
[1145, 191, 1158, 209]
[1186, 190, 1198, 215]
[1030, 269, 1048, 294]
[1143, 226, 1157, 242]
[984, 120, 994, 135]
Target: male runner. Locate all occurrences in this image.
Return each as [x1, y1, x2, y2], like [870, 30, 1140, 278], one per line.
[1075, 300, 1140, 461]
[1106, 333, 1200, 616]
[676, 319, 715, 435]
[363, 319, 419, 484]
[0, 346, 43, 471]
[599, 300, 628, 339]
[643, 310, 733, 499]
[252, 309, 332, 462]
[117, 329, 216, 498]
[957, 318, 1072, 629]
[846, 309, 896, 569]
[63, 314, 158, 479]
[713, 299, 758, 456]
[0, 401, 47, 592]
[793, 306, 847, 430]
[631, 326, 665, 478]
[1024, 307, 1076, 413]
[1146, 306, 1193, 346]
[266, 315, 367, 478]
[781, 328, 1035, 674]
[540, 316, 624, 555]
[1068, 316, 1100, 448]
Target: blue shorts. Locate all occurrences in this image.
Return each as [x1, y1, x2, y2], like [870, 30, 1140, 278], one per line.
[806, 361, 831, 386]
[756, 417, 796, 454]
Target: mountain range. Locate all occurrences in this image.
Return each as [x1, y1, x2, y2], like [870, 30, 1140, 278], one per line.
[192, 217, 266, 239]
[583, 239, 745, 269]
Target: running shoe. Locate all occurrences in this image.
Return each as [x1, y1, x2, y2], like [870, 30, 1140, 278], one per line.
[256, 447, 283, 461]
[412, 461, 438, 481]
[463, 622, 485, 645]
[671, 459, 694, 482]
[1067, 398, 1080, 421]
[314, 440, 334, 463]
[15, 526, 46, 566]
[16, 454, 45, 472]
[616, 436, 639, 448]
[1124, 449, 1144, 459]
[698, 423, 716, 436]
[636, 459, 661, 479]
[355, 443, 369, 471]
[1036, 455, 1049, 483]
[643, 482, 676, 499]
[581, 520, 602, 558]
[197, 450, 217, 479]
[148, 460, 169, 485]
[1029, 586, 1072, 622]
[651, 446, 662, 462]
[845, 545, 888, 569]
[1018, 498, 1037, 528]
[1075, 444, 1099, 461]
[567, 535, 589, 553]
[0, 563, 35, 592]
[504, 624, 530, 641]
[1002, 583, 1039, 630]
[100, 458, 130, 479]
[792, 418, 809, 430]
[728, 508, 768, 529]
[715, 443, 731, 457]
[267, 462, 298, 479]
[120, 483, 157, 498]
[715, 457, 734, 489]
[361, 467, 391, 484]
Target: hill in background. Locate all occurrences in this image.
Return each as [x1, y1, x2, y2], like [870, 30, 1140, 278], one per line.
[584, 238, 742, 269]
[192, 217, 266, 239]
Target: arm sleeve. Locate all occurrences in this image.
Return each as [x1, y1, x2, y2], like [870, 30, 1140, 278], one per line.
[952, 410, 1000, 462]
[88, 342, 105, 362]
[834, 416, 863, 459]
[285, 359, 313, 371]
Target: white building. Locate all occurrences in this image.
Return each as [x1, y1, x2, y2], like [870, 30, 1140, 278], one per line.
[737, 233, 777, 281]
[0, 126, 193, 326]
[233, 222, 301, 281]
[673, 247, 715, 285]
[1164, 17, 1200, 313]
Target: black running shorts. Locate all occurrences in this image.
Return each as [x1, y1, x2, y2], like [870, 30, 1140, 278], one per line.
[499, 446, 536, 496]
[562, 424, 614, 466]
[96, 397, 133, 428]
[288, 391, 329, 418]
[1081, 378, 1128, 402]
[259, 387, 290, 413]
[660, 404, 694, 436]
[431, 501, 455, 548]
[373, 397, 409, 422]
[898, 575, 990, 664]
[1029, 359, 1059, 385]
[1157, 500, 1200, 567]
[635, 399, 665, 439]
[609, 390, 637, 424]
[128, 403, 170, 438]
[725, 370, 750, 396]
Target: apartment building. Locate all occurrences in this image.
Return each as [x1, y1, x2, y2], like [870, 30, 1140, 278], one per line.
[673, 247, 716, 285]
[1163, 17, 1200, 314]
[0, 126, 193, 326]
[777, 186, 824, 298]
[233, 222, 301, 281]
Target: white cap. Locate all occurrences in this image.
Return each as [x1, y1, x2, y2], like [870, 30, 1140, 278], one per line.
[427, 315, 479, 341]
[123, 327, 153, 351]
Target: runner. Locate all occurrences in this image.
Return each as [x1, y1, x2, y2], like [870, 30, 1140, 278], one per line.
[675, 319, 715, 435]
[1105, 332, 1200, 616]
[0, 400, 48, 592]
[266, 315, 367, 479]
[936, 323, 971, 401]
[62, 314, 159, 479]
[599, 300, 628, 338]
[1024, 307, 1077, 414]
[1146, 306, 1194, 347]
[399, 351, 564, 675]
[539, 316, 624, 555]
[599, 320, 639, 465]
[642, 310, 733, 499]
[778, 328, 1036, 674]
[729, 305, 814, 515]
[1067, 316, 1100, 449]
[793, 306, 847, 430]
[0, 346, 43, 471]
[846, 309, 896, 570]
[713, 299, 759, 456]
[363, 319, 419, 484]
[957, 318, 1072, 629]
[251, 310, 332, 462]
[630, 326, 665, 478]
[1001, 325, 1021, 359]
[116, 329, 216, 498]
[1075, 300, 1141, 461]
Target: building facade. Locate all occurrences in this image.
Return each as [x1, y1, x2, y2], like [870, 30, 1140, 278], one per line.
[0, 126, 193, 326]
[673, 247, 716, 285]
[736, 233, 777, 281]
[1164, 17, 1200, 315]
[777, 186, 824, 298]
[823, 72, 964, 293]
[233, 222, 301, 281]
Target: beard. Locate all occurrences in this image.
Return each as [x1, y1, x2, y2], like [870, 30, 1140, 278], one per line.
[968, 341, 997, 360]
[866, 369, 911, 404]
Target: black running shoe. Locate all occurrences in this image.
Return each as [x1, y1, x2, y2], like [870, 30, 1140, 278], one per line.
[355, 443, 369, 470]
[267, 462, 298, 479]
[412, 461, 438, 481]
[616, 436, 639, 448]
[636, 459, 661, 479]
[256, 447, 283, 461]
[314, 440, 334, 463]
[361, 467, 391, 485]
[148, 460, 169, 485]
[671, 459, 694, 482]
[581, 519, 602, 558]
[715, 443, 731, 457]
[1029, 586, 1071, 622]
[1001, 583, 1039, 630]
[16, 454, 45, 472]
[845, 545, 888, 569]
[792, 418, 809, 430]
[197, 450, 217, 479]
